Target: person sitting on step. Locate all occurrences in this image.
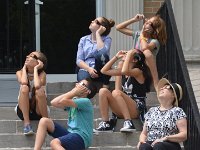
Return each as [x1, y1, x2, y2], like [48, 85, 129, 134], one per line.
[34, 78, 97, 150]
[137, 78, 187, 150]
[94, 49, 152, 133]
[15, 51, 48, 135]
[76, 17, 115, 88]
[116, 14, 167, 91]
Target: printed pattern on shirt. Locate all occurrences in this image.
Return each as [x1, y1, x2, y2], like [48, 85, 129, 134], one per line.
[145, 106, 187, 141]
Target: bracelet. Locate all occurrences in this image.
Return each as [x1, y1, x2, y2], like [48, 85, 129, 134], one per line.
[140, 37, 148, 42]
[115, 55, 119, 59]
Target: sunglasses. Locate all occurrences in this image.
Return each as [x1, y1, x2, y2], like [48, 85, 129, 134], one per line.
[94, 19, 102, 26]
[163, 84, 173, 90]
[79, 82, 89, 90]
[27, 54, 38, 60]
[144, 19, 156, 33]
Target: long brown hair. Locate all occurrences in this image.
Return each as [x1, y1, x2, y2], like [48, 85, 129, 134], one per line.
[151, 15, 167, 45]
[36, 51, 47, 74]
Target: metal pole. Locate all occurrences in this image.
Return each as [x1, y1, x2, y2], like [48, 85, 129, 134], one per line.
[35, 0, 43, 51]
[25, 0, 36, 51]
[96, 0, 105, 17]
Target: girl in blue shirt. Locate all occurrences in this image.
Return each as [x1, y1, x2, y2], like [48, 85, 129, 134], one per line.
[76, 17, 115, 88]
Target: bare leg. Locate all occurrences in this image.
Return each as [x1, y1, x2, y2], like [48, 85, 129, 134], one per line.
[111, 90, 138, 119]
[143, 50, 159, 91]
[18, 85, 30, 126]
[50, 139, 65, 150]
[99, 88, 138, 120]
[34, 117, 54, 150]
[35, 87, 48, 117]
[99, 88, 113, 121]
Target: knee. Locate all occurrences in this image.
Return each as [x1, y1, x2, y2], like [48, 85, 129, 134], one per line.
[50, 138, 61, 149]
[20, 85, 29, 94]
[99, 88, 110, 97]
[39, 117, 49, 126]
[139, 142, 152, 150]
[112, 89, 122, 97]
[35, 87, 45, 98]
[153, 142, 164, 150]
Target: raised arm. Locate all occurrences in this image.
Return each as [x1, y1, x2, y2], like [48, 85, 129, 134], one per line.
[101, 50, 126, 76]
[121, 49, 142, 78]
[96, 26, 107, 49]
[34, 60, 46, 89]
[116, 14, 144, 36]
[16, 65, 28, 85]
[51, 83, 88, 109]
[121, 49, 135, 74]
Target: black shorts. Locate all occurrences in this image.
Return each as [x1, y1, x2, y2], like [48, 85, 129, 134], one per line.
[15, 105, 42, 120]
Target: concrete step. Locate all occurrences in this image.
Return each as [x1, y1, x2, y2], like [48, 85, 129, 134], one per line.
[0, 81, 159, 149]
[0, 146, 137, 150]
[0, 131, 140, 148]
[94, 118, 143, 131]
[0, 107, 68, 120]
[0, 117, 143, 134]
[0, 106, 112, 121]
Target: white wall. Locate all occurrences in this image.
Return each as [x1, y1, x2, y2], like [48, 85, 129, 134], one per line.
[96, 0, 143, 57]
[171, 0, 200, 60]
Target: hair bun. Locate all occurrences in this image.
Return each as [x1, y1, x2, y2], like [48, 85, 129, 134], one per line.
[109, 19, 115, 27]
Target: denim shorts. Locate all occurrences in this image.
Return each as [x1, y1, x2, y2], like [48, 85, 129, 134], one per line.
[129, 96, 147, 123]
[49, 122, 85, 150]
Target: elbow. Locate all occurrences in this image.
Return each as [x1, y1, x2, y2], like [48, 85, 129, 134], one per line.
[51, 99, 64, 107]
[51, 100, 59, 107]
[182, 132, 187, 141]
[116, 25, 122, 31]
[101, 70, 107, 75]
[50, 100, 56, 106]
[116, 24, 122, 30]
[100, 69, 105, 74]
[76, 60, 81, 66]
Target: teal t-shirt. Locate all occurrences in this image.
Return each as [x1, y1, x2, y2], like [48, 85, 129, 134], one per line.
[132, 31, 160, 57]
[66, 97, 93, 148]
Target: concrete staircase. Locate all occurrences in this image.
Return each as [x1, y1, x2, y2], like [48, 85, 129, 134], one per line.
[0, 82, 158, 150]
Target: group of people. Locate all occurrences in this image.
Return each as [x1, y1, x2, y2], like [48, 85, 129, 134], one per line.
[15, 14, 187, 150]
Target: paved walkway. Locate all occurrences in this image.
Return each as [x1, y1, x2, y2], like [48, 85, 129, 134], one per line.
[188, 64, 200, 112]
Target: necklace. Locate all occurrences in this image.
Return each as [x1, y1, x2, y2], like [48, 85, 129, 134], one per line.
[27, 73, 34, 77]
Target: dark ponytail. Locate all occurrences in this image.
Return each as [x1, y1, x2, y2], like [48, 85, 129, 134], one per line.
[133, 50, 152, 92]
